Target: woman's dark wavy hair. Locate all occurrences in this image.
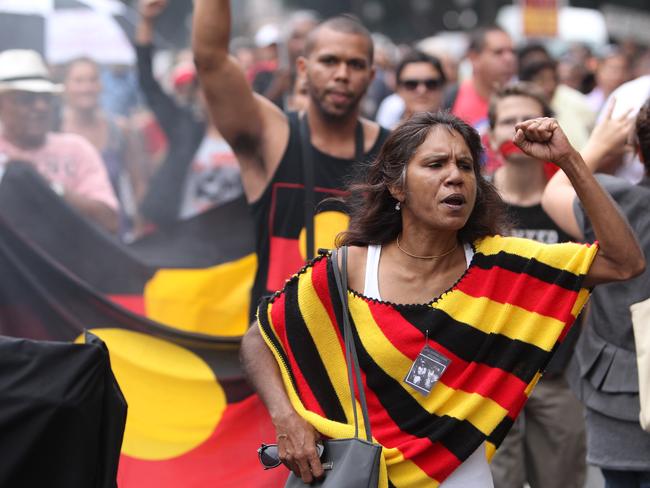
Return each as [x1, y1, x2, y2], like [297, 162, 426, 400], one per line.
[337, 111, 509, 246]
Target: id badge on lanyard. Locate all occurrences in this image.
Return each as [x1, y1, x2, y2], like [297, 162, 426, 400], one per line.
[404, 332, 451, 396]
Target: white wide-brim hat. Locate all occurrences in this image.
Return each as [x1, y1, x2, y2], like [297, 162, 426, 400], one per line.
[0, 78, 63, 94]
[0, 49, 62, 94]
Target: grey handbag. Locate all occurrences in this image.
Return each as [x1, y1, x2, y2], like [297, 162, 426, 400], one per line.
[284, 246, 382, 488]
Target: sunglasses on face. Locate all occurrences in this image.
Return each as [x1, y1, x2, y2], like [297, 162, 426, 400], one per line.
[257, 442, 326, 470]
[399, 78, 444, 91]
[9, 91, 54, 106]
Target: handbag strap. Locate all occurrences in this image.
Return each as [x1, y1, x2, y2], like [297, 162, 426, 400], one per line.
[331, 246, 373, 442]
[299, 116, 364, 260]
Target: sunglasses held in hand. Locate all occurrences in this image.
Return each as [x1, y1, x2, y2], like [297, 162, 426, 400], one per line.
[258, 442, 332, 470]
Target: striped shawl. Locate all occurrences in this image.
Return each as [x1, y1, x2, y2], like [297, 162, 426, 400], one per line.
[258, 235, 598, 487]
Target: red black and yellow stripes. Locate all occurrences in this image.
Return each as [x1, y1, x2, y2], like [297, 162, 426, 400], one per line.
[258, 236, 598, 487]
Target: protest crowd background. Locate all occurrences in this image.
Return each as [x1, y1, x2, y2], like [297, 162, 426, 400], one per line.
[0, 0, 649, 487]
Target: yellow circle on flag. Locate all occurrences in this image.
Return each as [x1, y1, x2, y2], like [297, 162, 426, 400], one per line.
[298, 210, 350, 259]
[79, 329, 226, 460]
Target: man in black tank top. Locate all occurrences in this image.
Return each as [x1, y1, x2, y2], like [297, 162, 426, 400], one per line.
[249, 114, 388, 318]
[193, 2, 389, 320]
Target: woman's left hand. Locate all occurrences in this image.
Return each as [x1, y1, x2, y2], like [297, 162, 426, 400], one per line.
[513, 117, 577, 170]
[274, 410, 324, 482]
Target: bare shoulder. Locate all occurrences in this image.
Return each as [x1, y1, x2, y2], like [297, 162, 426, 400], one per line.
[339, 245, 368, 293]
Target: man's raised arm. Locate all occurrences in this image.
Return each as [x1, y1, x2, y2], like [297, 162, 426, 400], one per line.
[192, 0, 288, 200]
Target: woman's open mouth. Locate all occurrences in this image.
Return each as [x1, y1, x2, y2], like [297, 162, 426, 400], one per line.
[441, 194, 466, 210]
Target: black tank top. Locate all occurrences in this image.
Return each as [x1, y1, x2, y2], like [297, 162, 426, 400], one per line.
[249, 112, 390, 319]
[506, 202, 572, 244]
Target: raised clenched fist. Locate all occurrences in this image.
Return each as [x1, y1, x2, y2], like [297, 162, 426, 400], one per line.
[513, 117, 577, 169]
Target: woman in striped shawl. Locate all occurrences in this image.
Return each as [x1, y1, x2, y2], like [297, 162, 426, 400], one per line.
[241, 111, 645, 488]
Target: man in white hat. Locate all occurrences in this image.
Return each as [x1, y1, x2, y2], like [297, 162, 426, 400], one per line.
[0, 49, 119, 234]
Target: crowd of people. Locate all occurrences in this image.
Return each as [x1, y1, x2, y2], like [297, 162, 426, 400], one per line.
[1, 0, 650, 486]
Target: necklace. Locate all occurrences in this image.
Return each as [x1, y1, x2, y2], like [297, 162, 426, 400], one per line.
[396, 234, 458, 260]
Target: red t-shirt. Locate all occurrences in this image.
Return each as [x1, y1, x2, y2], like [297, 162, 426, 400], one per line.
[451, 80, 501, 174]
[452, 79, 489, 131]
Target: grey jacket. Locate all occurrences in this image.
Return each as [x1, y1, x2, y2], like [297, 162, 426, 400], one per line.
[571, 174, 650, 420]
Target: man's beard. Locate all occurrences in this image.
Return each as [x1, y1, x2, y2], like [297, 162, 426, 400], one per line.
[309, 85, 362, 122]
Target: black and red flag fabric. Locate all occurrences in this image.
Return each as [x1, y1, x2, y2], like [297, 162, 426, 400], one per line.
[0, 161, 286, 487]
[262, 182, 349, 292]
[0, 332, 126, 488]
[0, 160, 256, 333]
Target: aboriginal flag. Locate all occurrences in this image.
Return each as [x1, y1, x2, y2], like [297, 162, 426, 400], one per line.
[264, 182, 350, 292]
[0, 161, 256, 334]
[0, 161, 287, 487]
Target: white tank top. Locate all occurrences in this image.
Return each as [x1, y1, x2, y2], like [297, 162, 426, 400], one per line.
[363, 243, 475, 300]
[363, 243, 494, 488]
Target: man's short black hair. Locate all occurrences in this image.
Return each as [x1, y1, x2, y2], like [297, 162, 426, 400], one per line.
[467, 25, 509, 55]
[517, 43, 555, 80]
[395, 50, 446, 85]
[304, 14, 374, 63]
[519, 59, 557, 82]
[517, 43, 551, 66]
